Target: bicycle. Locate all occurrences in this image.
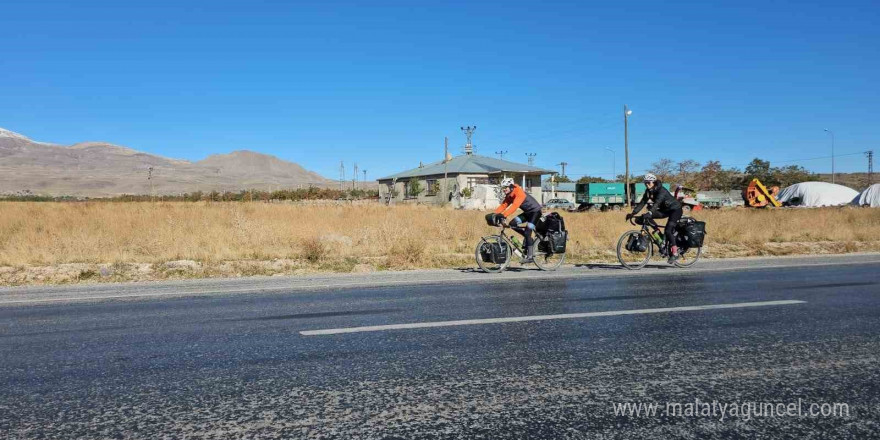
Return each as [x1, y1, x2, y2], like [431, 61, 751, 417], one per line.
[616, 214, 702, 270]
[475, 220, 565, 273]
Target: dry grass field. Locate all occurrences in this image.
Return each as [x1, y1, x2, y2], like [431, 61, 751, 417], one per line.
[0, 201, 878, 285]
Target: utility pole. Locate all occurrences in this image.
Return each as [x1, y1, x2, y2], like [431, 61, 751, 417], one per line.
[495, 150, 508, 160]
[353, 163, 358, 190]
[461, 126, 476, 155]
[340, 161, 345, 191]
[148, 167, 154, 202]
[526, 153, 536, 166]
[444, 137, 449, 203]
[868, 150, 874, 184]
[624, 105, 633, 207]
[363, 169, 367, 185]
[557, 162, 568, 179]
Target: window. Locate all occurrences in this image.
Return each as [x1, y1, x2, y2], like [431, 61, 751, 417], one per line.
[425, 179, 438, 196]
[466, 177, 489, 188]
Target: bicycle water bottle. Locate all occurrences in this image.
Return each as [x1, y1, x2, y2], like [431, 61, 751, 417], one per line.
[511, 236, 522, 249]
[652, 231, 663, 244]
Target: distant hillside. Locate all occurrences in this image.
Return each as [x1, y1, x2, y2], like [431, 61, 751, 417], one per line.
[0, 128, 334, 197]
[815, 173, 875, 191]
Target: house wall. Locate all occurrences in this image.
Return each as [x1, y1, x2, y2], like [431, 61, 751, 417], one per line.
[378, 172, 545, 208]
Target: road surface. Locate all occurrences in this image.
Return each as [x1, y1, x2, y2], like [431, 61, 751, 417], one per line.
[1, 254, 878, 439]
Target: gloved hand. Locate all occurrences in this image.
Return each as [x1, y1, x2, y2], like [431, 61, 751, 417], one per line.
[644, 211, 653, 218]
[625, 213, 633, 221]
[493, 213, 505, 226]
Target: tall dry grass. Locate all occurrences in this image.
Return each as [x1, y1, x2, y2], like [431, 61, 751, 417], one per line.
[0, 201, 877, 273]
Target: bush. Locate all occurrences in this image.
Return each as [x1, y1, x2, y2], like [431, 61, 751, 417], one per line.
[300, 237, 326, 263]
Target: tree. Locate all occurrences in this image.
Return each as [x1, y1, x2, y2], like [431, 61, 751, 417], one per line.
[695, 160, 722, 190]
[675, 159, 701, 186]
[407, 179, 423, 197]
[773, 165, 817, 188]
[647, 158, 675, 182]
[576, 175, 610, 183]
[553, 175, 572, 183]
[714, 167, 743, 192]
[744, 158, 774, 184]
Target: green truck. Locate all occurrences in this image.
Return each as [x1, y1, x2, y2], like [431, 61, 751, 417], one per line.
[575, 182, 670, 211]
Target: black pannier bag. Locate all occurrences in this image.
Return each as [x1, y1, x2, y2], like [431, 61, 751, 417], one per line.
[677, 217, 706, 248]
[548, 230, 568, 254]
[625, 233, 648, 252]
[485, 213, 499, 226]
[536, 212, 566, 234]
[538, 239, 550, 253]
[537, 212, 567, 254]
[480, 241, 508, 264]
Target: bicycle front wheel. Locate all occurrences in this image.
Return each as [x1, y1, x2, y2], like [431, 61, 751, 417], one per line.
[475, 235, 512, 273]
[673, 246, 702, 268]
[616, 230, 652, 270]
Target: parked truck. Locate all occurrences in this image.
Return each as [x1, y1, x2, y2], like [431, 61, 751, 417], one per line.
[575, 182, 670, 211]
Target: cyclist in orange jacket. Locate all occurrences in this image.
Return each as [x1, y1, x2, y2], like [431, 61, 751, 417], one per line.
[489, 177, 543, 263]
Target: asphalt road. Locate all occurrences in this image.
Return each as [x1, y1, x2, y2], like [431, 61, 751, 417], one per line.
[1, 254, 879, 439]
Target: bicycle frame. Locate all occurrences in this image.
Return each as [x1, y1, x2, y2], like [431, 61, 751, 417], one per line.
[495, 222, 541, 257]
[631, 217, 671, 254]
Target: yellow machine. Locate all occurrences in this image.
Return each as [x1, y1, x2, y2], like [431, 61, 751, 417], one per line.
[743, 178, 781, 207]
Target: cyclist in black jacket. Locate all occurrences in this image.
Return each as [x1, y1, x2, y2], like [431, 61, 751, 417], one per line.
[626, 173, 683, 263]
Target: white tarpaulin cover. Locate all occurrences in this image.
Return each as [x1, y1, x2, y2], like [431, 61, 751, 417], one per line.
[852, 183, 880, 207]
[776, 182, 858, 207]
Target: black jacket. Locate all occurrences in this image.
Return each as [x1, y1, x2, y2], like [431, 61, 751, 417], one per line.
[632, 184, 681, 215]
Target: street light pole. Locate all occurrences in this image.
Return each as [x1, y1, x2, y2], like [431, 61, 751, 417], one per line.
[824, 129, 835, 184]
[604, 147, 616, 180]
[624, 105, 632, 207]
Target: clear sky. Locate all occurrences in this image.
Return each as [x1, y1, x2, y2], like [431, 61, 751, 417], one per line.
[2, 0, 878, 180]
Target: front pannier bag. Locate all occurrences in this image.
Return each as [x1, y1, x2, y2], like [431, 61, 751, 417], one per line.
[626, 233, 648, 252]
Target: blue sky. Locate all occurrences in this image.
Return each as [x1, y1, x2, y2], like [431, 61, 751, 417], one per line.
[2, 0, 878, 180]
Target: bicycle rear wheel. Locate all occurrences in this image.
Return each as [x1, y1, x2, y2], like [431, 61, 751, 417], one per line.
[475, 235, 512, 273]
[616, 230, 652, 270]
[533, 244, 565, 271]
[673, 246, 702, 268]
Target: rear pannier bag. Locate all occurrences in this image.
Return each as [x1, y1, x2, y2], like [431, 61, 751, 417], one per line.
[625, 233, 648, 252]
[536, 212, 566, 234]
[548, 230, 568, 254]
[677, 218, 706, 248]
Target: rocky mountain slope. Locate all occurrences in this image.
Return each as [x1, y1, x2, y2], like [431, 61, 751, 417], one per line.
[0, 128, 333, 197]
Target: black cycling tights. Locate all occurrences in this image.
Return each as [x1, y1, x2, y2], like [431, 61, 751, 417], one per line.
[511, 211, 542, 250]
[652, 209, 683, 248]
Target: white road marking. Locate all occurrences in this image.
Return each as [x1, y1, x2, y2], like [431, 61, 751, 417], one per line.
[300, 300, 806, 335]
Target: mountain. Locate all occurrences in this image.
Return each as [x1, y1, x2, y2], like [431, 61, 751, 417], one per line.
[0, 128, 333, 197]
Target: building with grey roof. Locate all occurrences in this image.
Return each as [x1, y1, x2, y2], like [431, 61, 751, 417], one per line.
[377, 153, 556, 206]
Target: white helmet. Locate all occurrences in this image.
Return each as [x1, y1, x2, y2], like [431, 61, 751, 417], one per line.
[643, 173, 657, 183]
[500, 177, 515, 188]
